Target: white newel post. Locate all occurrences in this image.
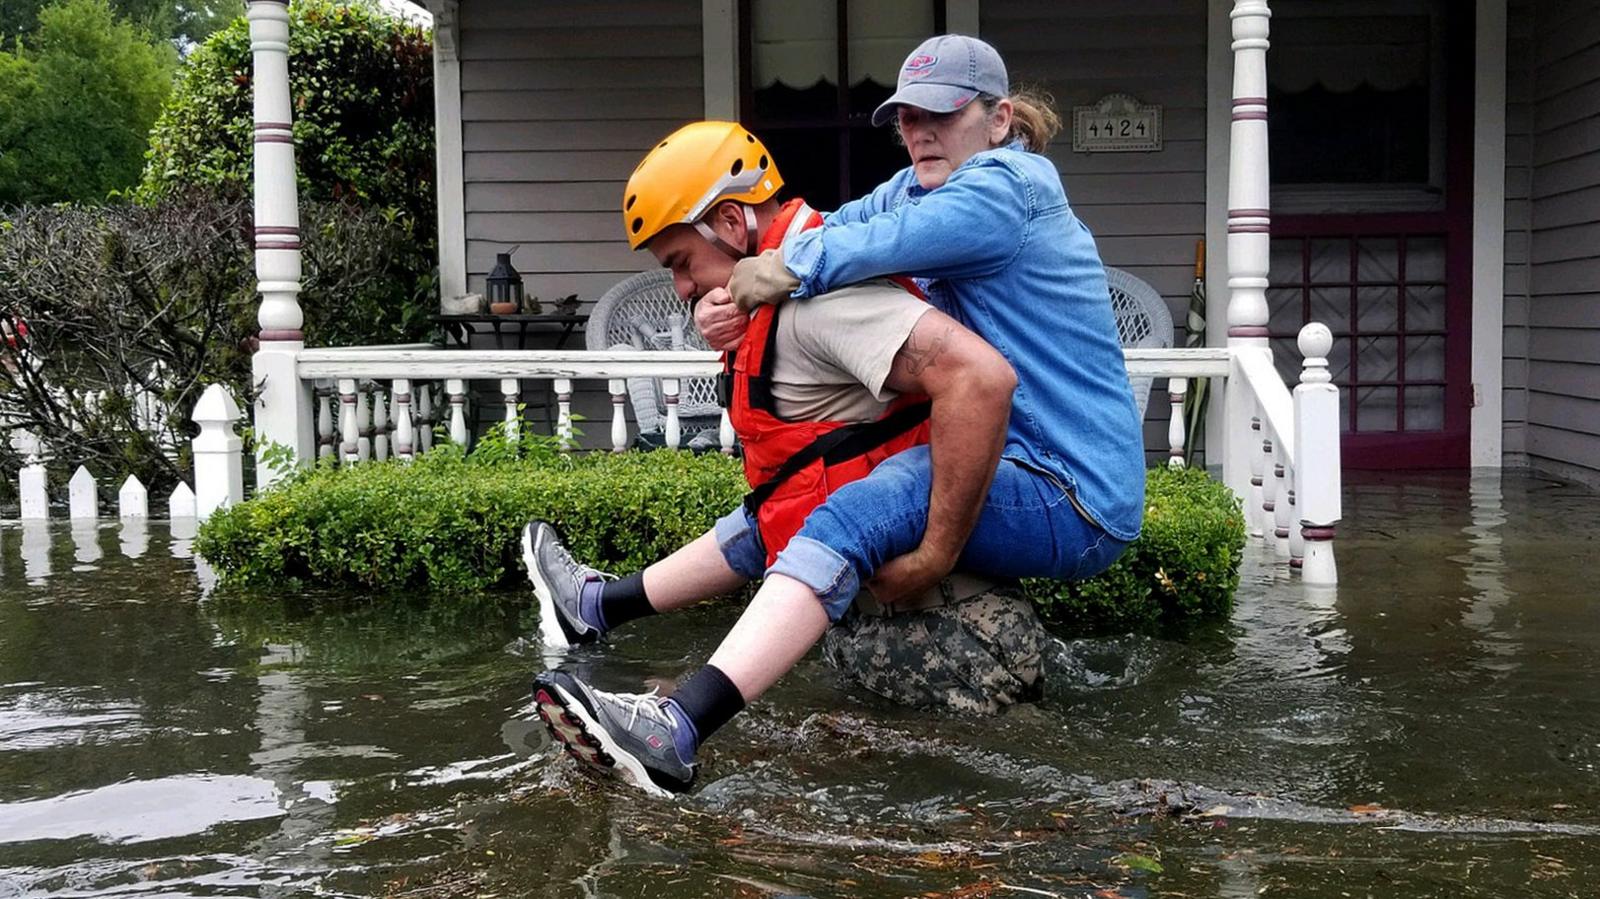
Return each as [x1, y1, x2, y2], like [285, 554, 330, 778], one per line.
[14, 430, 48, 520]
[169, 482, 197, 520]
[248, 0, 313, 486]
[1294, 323, 1341, 584]
[193, 384, 245, 521]
[1224, 0, 1273, 506]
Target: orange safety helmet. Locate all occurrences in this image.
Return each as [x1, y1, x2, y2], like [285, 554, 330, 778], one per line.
[622, 121, 784, 252]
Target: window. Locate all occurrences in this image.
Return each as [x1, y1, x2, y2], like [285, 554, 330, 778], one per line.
[740, 0, 946, 210]
[1266, 0, 1449, 212]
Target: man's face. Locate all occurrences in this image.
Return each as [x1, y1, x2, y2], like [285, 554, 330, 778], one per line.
[648, 223, 736, 302]
[897, 100, 1009, 189]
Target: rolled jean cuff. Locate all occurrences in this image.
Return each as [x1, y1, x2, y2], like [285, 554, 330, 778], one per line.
[713, 506, 768, 581]
[767, 535, 859, 622]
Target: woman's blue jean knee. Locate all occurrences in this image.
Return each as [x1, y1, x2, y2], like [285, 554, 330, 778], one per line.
[765, 445, 1128, 620]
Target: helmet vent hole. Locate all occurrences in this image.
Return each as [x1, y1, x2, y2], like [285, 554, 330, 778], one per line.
[658, 141, 669, 148]
[746, 134, 755, 142]
[759, 154, 768, 169]
[631, 217, 644, 234]
[729, 158, 744, 177]
[625, 194, 636, 211]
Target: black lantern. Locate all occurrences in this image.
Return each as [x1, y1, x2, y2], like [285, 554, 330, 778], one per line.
[486, 248, 525, 312]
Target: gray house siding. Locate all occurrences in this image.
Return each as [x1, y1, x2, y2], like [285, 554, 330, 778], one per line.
[1521, 0, 1600, 481]
[458, 0, 701, 303]
[982, 0, 1207, 464]
[1504, 0, 1534, 464]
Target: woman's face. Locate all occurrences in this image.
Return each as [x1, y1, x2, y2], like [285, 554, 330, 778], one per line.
[896, 99, 1013, 189]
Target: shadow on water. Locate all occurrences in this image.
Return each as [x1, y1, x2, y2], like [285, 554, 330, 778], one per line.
[2, 469, 1599, 897]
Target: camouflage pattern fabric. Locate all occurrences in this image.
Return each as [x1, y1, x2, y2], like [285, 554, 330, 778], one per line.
[820, 587, 1047, 716]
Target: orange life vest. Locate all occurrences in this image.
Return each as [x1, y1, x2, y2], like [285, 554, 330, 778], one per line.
[727, 199, 932, 566]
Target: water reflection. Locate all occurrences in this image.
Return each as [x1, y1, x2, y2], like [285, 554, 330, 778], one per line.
[69, 521, 101, 570]
[1, 473, 1598, 898]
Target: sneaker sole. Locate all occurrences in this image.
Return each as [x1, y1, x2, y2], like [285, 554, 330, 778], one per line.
[523, 524, 577, 650]
[532, 674, 675, 799]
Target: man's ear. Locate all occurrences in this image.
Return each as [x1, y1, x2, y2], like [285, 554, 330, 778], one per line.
[709, 201, 746, 243]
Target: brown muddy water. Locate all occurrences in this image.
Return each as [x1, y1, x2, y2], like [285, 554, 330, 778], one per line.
[1, 470, 1597, 898]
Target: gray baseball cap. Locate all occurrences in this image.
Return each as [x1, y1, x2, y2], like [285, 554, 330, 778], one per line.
[870, 34, 1009, 127]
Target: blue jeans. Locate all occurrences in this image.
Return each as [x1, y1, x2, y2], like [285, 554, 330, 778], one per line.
[712, 445, 1130, 621]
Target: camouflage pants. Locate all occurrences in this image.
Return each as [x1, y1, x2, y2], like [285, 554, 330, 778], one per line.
[819, 587, 1047, 716]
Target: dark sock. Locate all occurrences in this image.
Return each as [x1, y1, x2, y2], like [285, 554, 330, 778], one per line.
[663, 664, 745, 759]
[594, 572, 654, 631]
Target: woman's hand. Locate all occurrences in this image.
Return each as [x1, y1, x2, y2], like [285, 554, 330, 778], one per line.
[693, 287, 747, 351]
[866, 544, 958, 607]
[729, 249, 800, 311]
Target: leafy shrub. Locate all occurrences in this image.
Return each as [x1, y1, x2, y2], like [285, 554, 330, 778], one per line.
[0, 196, 433, 499]
[195, 450, 751, 594]
[0, 0, 178, 204]
[139, 0, 434, 228]
[197, 457, 1248, 634]
[1024, 465, 1246, 632]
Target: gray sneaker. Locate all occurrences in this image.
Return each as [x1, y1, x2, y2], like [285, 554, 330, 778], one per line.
[522, 522, 605, 648]
[532, 670, 696, 797]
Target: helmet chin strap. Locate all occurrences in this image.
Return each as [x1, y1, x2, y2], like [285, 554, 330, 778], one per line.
[693, 205, 759, 260]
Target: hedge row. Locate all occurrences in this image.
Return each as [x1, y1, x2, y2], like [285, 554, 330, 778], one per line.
[196, 451, 1245, 630]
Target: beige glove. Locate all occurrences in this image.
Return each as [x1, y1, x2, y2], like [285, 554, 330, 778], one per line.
[729, 248, 801, 311]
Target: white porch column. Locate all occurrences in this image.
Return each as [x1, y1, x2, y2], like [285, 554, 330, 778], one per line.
[249, 0, 314, 487]
[1223, 0, 1273, 503]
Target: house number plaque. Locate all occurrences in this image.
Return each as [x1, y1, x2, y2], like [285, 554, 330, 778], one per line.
[1072, 93, 1163, 153]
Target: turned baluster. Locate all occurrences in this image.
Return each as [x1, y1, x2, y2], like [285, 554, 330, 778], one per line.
[1167, 377, 1188, 468]
[662, 378, 681, 449]
[501, 378, 520, 442]
[608, 379, 627, 452]
[372, 385, 389, 461]
[417, 382, 434, 452]
[338, 378, 359, 464]
[355, 383, 373, 462]
[1272, 441, 1292, 559]
[554, 378, 574, 447]
[1247, 413, 1265, 537]
[446, 378, 468, 446]
[720, 408, 735, 455]
[391, 378, 414, 461]
[315, 381, 335, 461]
[1288, 487, 1306, 569]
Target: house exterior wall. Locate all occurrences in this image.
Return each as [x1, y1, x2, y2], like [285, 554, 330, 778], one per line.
[1504, 0, 1534, 464]
[1516, 0, 1600, 482]
[457, 0, 702, 303]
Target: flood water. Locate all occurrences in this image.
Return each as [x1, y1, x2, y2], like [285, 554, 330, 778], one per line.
[1, 470, 1597, 898]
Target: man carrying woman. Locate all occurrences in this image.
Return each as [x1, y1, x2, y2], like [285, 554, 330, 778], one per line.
[531, 35, 1145, 797]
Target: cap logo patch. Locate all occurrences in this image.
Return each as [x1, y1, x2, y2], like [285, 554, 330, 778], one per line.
[904, 54, 938, 77]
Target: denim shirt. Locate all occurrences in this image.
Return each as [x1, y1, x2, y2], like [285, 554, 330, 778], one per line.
[782, 141, 1145, 541]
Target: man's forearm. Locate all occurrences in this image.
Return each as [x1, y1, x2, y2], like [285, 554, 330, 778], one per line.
[920, 372, 1013, 565]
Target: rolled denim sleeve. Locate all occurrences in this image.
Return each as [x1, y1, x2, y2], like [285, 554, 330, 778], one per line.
[783, 158, 1033, 299]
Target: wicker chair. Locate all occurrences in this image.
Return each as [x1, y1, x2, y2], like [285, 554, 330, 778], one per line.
[588, 266, 1173, 438]
[1104, 266, 1174, 417]
[586, 270, 724, 446]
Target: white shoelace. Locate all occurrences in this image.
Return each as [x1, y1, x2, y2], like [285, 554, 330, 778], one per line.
[596, 685, 668, 730]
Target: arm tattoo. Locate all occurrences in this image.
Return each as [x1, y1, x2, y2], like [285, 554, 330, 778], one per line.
[901, 323, 953, 376]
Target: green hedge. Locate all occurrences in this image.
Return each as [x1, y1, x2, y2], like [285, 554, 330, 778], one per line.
[1024, 464, 1246, 631]
[197, 452, 1244, 629]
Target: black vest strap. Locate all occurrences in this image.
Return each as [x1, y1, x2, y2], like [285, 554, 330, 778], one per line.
[742, 400, 932, 517]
